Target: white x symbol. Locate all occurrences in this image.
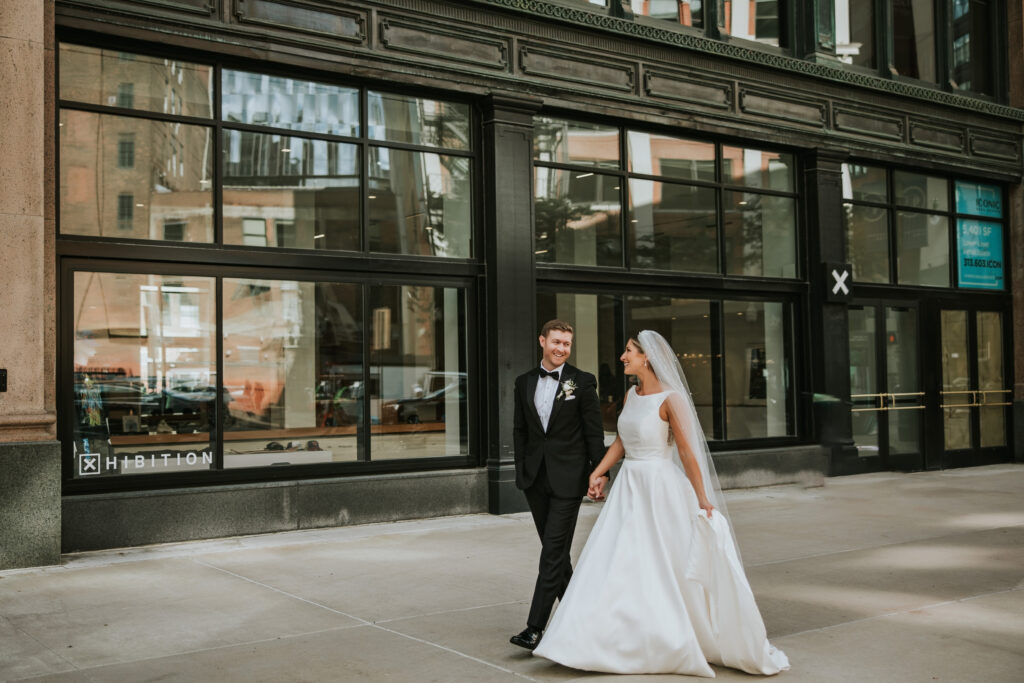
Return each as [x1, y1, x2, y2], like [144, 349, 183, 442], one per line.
[831, 269, 850, 295]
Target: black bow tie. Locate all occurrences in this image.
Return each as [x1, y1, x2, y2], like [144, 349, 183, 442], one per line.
[538, 368, 561, 380]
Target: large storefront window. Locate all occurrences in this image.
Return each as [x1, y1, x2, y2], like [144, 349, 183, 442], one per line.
[59, 43, 476, 484]
[370, 285, 468, 459]
[60, 111, 214, 242]
[222, 279, 362, 468]
[72, 272, 216, 477]
[537, 290, 797, 444]
[69, 271, 470, 478]
[223, 132, 360, 250]
[628, 297, 715, 437]
[61, 45, 474, 259]
[535, 116, 797, 279]
[842, 164, 1004, 290]
[722, 300, 792, 439]
[536, 291, 622, 438]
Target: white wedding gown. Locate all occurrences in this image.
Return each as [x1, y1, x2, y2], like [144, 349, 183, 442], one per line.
[533, 388, 789, 677]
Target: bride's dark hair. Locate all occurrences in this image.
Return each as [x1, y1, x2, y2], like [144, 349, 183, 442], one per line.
[627, 333, 657, 378]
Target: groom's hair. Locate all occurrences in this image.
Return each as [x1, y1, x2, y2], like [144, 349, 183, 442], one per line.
[540, 319, 574, 338]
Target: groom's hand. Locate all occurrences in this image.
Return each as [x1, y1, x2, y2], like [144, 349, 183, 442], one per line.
[587, 475, 606, 501]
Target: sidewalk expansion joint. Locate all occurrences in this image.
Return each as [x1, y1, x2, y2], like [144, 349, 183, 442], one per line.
[192, 559, 538, 681]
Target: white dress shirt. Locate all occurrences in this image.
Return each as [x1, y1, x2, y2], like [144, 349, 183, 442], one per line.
[534, 364, 563, 431]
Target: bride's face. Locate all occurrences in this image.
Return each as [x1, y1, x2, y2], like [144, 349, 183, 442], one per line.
[620, 340, 646, 376]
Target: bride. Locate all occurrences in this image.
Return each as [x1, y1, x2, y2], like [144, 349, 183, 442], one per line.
[532, 330, 789, 677]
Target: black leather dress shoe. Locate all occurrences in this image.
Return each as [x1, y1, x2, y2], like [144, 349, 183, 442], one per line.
[509, 626, 543, 650]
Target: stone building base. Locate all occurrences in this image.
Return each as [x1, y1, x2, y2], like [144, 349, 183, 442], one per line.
[0, 441, 61, 569]
[63, 468, 489, 552]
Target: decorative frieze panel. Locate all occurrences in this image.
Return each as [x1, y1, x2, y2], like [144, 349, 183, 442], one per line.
[135, 0, 216, 14]
[833, 107, 905, 141]
[738, 88, 827, 128]
[519, 45, 635, 93]
[60, 0, 218, 16]
[969, 135, 1020, 162]
[909, 122, 965, 153]
[379, 18, 509, 71]
[234, 0, 366, 44]
[55, 0, 1023, 176]
[643, 69, 732, 111]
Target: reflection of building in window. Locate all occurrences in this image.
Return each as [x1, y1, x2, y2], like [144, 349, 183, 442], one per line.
[116, 82, 134, 108]
[950, 0, 987, 92]
[117, 193, 133, 231]
[117, 134, 134, 168]
[242, 217, 267, 246]
[632, 0, 704, 28]
[835, 0, 870, 65]
[163, 220, 186, 241]
[719, 0, 785, 46]
[275, 221, 295, 247]
[659, 158, 715, 183]
[953, 34, 969, 68]
[892, 0, 936, 82]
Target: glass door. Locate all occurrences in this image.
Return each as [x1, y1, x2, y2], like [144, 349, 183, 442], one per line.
[938, 308, 1012, 467]
[848, 303, 924, 470]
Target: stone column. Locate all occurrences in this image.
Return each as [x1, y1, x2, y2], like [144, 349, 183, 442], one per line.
[482, 94, 541, 514]
[0, 1, 60, 569]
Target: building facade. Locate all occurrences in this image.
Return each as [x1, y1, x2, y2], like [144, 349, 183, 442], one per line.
[2, 0, 1023, 568]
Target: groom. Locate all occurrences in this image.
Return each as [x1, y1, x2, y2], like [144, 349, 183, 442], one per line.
[510, 319, 606, 650]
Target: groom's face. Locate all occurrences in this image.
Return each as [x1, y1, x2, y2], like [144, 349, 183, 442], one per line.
[539, 330, 573, 370]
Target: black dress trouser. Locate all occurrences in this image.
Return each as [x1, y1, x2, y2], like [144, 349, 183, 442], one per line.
[523, 460, 583, 630]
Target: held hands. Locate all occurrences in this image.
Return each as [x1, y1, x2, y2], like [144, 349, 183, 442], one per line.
[587, 474, 607, 501]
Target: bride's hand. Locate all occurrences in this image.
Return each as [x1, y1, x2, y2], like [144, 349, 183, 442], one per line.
[698, 498, 714, 518]
[588, 475, 606, 501]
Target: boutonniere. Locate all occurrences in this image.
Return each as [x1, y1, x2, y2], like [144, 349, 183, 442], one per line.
[557, 379, 577, 401]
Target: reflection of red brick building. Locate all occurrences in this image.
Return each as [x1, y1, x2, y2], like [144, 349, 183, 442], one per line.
[59, 46, 213, 242]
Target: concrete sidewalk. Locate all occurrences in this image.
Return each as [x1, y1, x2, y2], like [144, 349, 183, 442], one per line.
[2, 465, 1023, 682]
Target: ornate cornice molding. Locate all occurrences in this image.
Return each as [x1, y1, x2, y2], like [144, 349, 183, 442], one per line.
[477, 0, 1024, 122]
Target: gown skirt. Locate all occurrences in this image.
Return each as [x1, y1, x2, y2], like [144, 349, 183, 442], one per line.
[532, 389, 789, 677]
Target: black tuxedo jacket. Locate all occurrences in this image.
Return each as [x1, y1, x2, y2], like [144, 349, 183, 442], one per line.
[513, 363, 605, 499]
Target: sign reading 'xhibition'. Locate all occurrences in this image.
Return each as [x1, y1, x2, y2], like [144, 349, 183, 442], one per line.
[79, 450, 214, 476]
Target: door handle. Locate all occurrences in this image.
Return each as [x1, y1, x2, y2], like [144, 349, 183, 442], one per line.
[939, 390, 976, 408]
[887, 392, 926, 411]
[977, 389, 1012, 407]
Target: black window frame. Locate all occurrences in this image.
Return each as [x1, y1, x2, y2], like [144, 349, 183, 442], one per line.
[533, 111, 809, 450]
[533, 114, 802, 281]
[56, 35, 485, 495]
[842, 162, 1010, 293]
[535, 280, 807, 450]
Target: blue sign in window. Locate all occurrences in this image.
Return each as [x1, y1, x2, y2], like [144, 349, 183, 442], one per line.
[955, 181, 1003, 218]
[957, 219, 1004, 290]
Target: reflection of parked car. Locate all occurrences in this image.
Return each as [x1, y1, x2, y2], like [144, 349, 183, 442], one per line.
[318, 382, 365, 426]
[163, 384, 232, 418]
[74, 379, 163, 423]
[391, 381, 466, 424]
